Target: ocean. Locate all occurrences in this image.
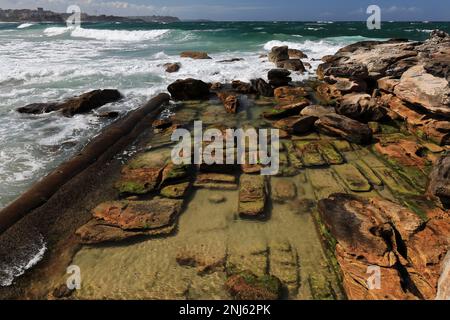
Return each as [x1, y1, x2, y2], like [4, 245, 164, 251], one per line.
[0, 20, 449, 286]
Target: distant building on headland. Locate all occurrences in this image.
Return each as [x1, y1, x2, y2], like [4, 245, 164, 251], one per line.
[0, 8, 180, 23]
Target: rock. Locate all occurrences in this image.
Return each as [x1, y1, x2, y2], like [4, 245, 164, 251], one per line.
[176, 246, 226, 275]
[76, 218, 176, 244]
[52, 284, 75, 299]
[180, 51, 211, 59]
[250, 78, 274, 97]
[92, 199, 182, 230]
[276, 59, 305, 72]
[288, 49, 307, 59]
[271, 180, 297, 202]
[273, 116, 317, 134]
[315, 82, 342, 105]
[375, 137, 428, 168]
[209, 82, 223, 90]
[194, 173, 238, 190]
[263, 100, 309, 120]
[217, 92, 240, 113]
[377, 77, 400, 93]
[368, 121, 380, 134]
[337, 93, 387, 122]
[274, 86, 308, 104]
[436, 251, 450, 300]
[428, 155, 450, 208]
[164, 62, 181, 73]
[394, 65, 450, 117]
[326, 76, 367, 93]
[161, 162, 190, 185]
[208, 194, 226, 204]
[268, 69, 292, 87]
[238, 174, 267, 218]
[320, 63, 369, 80]
[218, 58, 244, 63]
[168, 78, 210, 100]
[161, 182, 190, 199]
[301, 105, 336, 117]
[317, 193, 442, 300]
[231, 80, 255, 94]
[115, 167, 163, 195]
[152, 118, 173, 130]
[315, 114, 373, 144]
[268, 46, 289, 63]
[17, 89, 122, 116]
[97, 111, 119, 118]
[225, 271, 282, 300]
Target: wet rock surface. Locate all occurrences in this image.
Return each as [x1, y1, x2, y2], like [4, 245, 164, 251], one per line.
[168, 78, 210, 100]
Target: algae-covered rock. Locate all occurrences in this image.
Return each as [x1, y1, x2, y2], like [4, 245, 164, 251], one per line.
[161, 182, 191, 199]
[225, 270, 283, 300]
[238, 174, 267, 218]
[115, 167, 163, 195]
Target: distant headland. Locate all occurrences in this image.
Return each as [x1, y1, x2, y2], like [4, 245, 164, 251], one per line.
[0, 7, 181, 23]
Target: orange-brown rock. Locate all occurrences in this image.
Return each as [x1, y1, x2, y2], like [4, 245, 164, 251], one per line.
[217, 92, 240, 113]
[180, 51, 212, 59]
[274, 86, 308, 104]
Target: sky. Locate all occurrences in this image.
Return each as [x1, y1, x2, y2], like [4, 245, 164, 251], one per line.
[0, 0, 449, 21]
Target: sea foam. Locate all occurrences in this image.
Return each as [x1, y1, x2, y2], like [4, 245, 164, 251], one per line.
[44, 27, 170, 41]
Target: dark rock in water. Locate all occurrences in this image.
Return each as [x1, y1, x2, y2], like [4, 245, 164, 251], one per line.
[250, 78, 274, 97]
[273, 115, 318, 134]
[17, 89, 122, 116]
[336, 93, 387, 122]
[231, 80, 256, 94]
[225, 270, 282, 300]
[164, 62, 181, 73]
[97, 111, 119, 118]
[288, 48, 307, 59]
[321, 63, 369, 80]
[315, 114, 373, 144]
[217, 92, 240, 113]
[276, 59, 305, 72]
[268, 69, 292, 87]
[218, 58, 244, 63]
[268, 46, 289, 63]
[428, 155, 450, 208]
[168, 78, 210, 100]
[17, 102, 60, 114]
[180, 51, 211, 59]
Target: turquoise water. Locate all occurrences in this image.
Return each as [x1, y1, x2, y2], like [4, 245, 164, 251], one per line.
[0, 20, 448, 211]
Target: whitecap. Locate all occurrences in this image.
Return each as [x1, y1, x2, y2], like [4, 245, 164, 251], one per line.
[17, 23, 35, 29]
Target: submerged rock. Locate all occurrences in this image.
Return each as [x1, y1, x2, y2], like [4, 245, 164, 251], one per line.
[225, 270, 283, 300]
[168, 78, 210, 100]
[217, 92, 240, 114]
[115, 167, 163, 195]
[273, 115, 317, 134]
[232, 80, 256, 94]
[238, 174, 267, 218]
[315, 114, 373, 144]
[17, 89, 122, 116]
[263, 100, 309, 120]
[274, 86, 308, 105]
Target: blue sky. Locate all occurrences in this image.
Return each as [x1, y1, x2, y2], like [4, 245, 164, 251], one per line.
[1, 0, 449, 21]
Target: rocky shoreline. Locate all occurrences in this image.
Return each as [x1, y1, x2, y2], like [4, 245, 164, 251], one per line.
[0, 30, 449, 300]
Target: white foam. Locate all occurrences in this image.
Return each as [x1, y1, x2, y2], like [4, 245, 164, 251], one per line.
[17, 23, 34, 29]
[44, 27, 170, 41]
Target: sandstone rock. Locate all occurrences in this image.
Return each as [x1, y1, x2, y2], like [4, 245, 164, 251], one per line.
[315, 114, 373, 144]
[180, 51, 211, 59]
[319, 193, 450, 300]
[238, 174, 267, 218]
[273, 115, 317, 134]
[164, 62, 181, 73]
[301, 105, 336, 117]
[160, 182, 190, 199]
[168, 79, 210, 100]
[326, 76, 367, 93]
[276, 59, 305, 72]
[315, 82, 342, 105]
[394, 65, 450, 117]
[217, 92, 240, 113]
[337, 93, 387, 122]
[18, 89, 122, 116]
[377, 77, 400, 93]
[263, 100, 309, 120]
[428, 155, 450, 208]
[225, 271, 282, 300]
[268, 46, 289, 63]
[375, 138, 428, 168]
[194, 173, 238, 190]
[232, 80, 256, 94]
[250, 78, 274, 97]
[115, 167, 163, 195]
[288, 48, 307, 59]
[436, 251, 450, 300]
[208, 194, 226, 204]
[209, 82, 223, 90]
[274, 86, 308, 104]
[92, 199, 182, 230]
